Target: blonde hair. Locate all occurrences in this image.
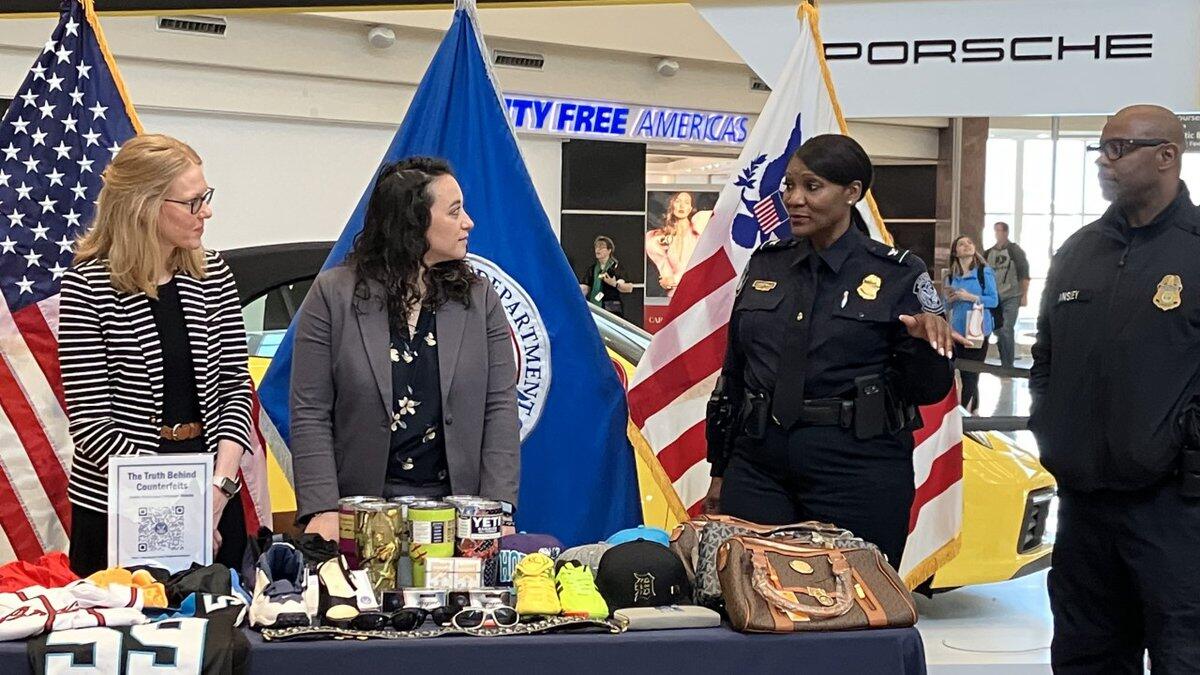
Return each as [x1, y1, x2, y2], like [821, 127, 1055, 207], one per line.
[74, 134, 206, 297]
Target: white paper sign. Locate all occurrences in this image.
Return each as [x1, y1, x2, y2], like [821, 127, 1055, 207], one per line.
[107, 454, 213, 573]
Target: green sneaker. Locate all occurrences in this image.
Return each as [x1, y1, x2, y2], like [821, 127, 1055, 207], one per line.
[555, 561, 609, 619]
[515, 553, 561, 617]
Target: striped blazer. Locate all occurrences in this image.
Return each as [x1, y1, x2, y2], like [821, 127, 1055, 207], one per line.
[58, 250, 253, 513]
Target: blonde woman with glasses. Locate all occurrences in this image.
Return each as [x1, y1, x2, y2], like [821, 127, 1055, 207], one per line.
[60, 134, 252, 576]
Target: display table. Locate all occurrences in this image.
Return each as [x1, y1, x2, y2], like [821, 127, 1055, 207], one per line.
[0, 625, 926, 674]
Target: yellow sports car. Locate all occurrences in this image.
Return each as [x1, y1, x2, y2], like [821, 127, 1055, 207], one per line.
[228, 243, 1053, 592]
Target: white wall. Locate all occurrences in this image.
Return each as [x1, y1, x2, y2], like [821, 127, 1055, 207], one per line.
[517, 135, 563, 237]
[132, 108, 564, 251]
[0, 12, 758, 248]
[0, 11, 932, 249]
[136, 108, 393, 250]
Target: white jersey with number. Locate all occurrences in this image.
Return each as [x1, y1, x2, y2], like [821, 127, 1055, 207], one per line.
[0, 581, 146, 641]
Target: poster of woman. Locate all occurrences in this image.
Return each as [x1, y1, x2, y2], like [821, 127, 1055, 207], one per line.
[645, 189, 718, 300]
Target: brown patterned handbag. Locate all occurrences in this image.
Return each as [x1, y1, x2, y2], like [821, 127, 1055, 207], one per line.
[717, 535, 916, 633]
[670, 515, 875, 609]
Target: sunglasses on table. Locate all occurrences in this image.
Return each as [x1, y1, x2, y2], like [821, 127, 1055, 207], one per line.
[1087, 138, 1171, 161]
[348, 605, 518, 632]
[163, 187, 215, 215]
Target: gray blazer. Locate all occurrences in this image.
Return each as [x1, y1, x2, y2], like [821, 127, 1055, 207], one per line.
[289, 265, 520, 521]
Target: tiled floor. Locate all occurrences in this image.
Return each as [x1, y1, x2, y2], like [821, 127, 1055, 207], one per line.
[917, 573, 1053, 673]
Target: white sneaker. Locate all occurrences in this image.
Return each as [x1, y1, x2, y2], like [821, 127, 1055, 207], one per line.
[249, 542, 310, 629]
[317, 554, 361, 627]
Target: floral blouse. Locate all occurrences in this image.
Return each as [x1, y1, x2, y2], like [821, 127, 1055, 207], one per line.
[386, 306, 449, 487]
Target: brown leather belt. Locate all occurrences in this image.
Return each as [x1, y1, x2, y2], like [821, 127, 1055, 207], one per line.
[160, 422, 203, 442]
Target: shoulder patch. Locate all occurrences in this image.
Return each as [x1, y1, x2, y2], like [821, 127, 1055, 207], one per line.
[913, 272, 944, 314]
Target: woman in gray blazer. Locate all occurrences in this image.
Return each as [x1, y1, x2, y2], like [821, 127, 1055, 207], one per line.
[290, 157, 520, 541]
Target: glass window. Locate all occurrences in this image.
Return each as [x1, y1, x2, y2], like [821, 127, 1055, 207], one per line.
[985, 127, 1110, 328]
[1183, 153, 1200, 192]
[1022, 139, 1053, 214]
[241, 278, 315, 358]
[986, 138, 1018, 214]
[1082, 142, 1107, 215]
[1020, 215, 1053, 278]
[1054, 139, 1086, 215]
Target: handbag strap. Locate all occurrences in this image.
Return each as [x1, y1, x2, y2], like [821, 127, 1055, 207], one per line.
[748, 549, 854, 619]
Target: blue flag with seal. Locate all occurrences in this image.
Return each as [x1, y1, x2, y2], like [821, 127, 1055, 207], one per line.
[257, 1, 639, 546]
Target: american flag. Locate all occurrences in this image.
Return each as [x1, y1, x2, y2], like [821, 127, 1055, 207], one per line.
[0, 0, 138, 561]
[0, 1, 273, 563]
[627, 3, 963, 589]
[752, 191, 787, 235]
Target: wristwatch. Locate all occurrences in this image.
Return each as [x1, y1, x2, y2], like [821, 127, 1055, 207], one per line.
[213, 475, 242, 499]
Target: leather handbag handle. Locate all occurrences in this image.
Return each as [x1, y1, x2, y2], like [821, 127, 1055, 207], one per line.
[749, 550, 854, 620]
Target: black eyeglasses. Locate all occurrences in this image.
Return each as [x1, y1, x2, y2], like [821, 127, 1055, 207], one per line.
[1087, 138, 1170, 161]
[351, 605, 520, 632]
[388, 605, 460, 632]
[163, 187, 215, 215]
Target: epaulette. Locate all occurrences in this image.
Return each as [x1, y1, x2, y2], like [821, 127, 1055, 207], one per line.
[754, 237, 798, 254]
[865, 239, 915, 265]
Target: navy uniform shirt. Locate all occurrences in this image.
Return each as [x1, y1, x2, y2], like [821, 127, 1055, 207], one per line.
[723, 225, 953, 418]
[1031, 182, 1200, 492]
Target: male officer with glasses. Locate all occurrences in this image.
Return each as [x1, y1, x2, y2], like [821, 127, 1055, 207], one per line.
[1031, 104, 1200, 673]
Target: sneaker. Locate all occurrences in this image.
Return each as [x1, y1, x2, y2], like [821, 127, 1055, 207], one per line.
[555, 561, 609, 619]
[316, 555, 360, 628]
[514, 552, 560, 617]
[249, 543, 310, 629]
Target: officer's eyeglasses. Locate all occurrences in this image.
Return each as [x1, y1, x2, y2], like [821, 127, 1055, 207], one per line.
[163, 187, 215, 215]
[1087, 138, 1170, 161]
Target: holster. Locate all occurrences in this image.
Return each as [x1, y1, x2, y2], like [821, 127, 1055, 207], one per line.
[706, 376, 740, 467]
[852, 375, 915, 440]
[1174, 399, 1200, 498]
[742, 391, 771, 441]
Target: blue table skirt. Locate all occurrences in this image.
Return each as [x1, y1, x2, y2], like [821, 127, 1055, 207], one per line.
[2, 624, 927, 674]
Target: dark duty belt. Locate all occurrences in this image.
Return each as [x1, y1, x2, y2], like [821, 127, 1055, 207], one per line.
[777, 399, 854, 428]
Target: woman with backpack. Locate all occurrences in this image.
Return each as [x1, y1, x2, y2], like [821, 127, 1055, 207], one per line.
[946, 234, 999, 413]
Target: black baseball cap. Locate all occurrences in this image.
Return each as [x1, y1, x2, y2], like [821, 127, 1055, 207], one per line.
[595, 540, 692, 610]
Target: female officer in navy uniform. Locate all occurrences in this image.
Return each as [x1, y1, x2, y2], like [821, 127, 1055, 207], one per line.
[703, 134, 960, 565]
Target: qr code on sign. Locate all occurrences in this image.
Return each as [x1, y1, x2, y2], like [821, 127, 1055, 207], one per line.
[137, 505, 186, 554]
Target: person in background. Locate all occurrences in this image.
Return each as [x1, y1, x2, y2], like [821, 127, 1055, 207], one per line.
[1031, 104, 1200, 673]
[703, 134, 959, 566]
[945, 235, 998, 414]
[984, 221, 1030, 369]
[578, 235, 633, 317]
[60, 134, 251, 576]
[291, 157, 520, 542]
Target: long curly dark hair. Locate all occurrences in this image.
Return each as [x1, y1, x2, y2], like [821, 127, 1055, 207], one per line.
[346, 157, 476, 327]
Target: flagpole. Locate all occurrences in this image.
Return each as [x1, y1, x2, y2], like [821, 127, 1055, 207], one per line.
[798, 0, 893, 245]
[83, 0, 143, 134]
